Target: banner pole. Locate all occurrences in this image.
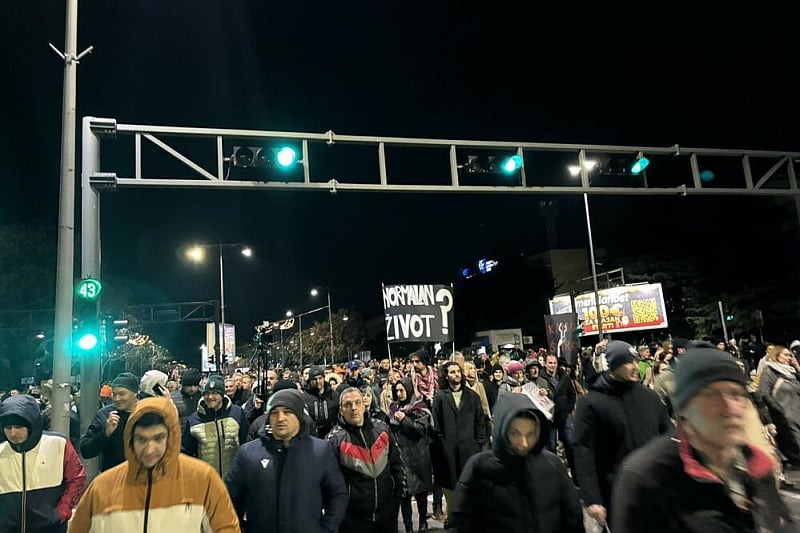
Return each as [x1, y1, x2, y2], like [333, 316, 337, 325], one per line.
[450, 283, 455, 361]
[382, 283, 393, 367]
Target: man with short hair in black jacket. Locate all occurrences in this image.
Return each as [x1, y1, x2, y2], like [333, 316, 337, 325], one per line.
[327, 386, 406, 533]
[572, 340, 672, 528]
[225, 389, 348, 533]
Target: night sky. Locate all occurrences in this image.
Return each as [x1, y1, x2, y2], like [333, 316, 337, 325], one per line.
[3, 4, 798, 359]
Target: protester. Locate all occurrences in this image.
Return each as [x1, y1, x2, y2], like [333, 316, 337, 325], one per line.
[612, 347, 798, 532]
[69, 397, 239, 532]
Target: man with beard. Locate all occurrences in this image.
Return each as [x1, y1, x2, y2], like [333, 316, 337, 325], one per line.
[612, 347, 798, 532]
[430, 361, 486, 527]
[572, 340, 672, 528]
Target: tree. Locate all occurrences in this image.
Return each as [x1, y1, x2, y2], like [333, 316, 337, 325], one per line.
[103, 334, 172, 381]
[284, 309, 366, 367]
[0, 224, 56, 388]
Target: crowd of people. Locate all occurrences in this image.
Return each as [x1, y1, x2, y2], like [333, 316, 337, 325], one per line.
[1, 335, 799, 532]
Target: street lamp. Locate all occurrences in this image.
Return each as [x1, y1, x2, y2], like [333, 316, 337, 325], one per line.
[311, 287, 335, 364]
[288, 305, 329, 369]
[185, 242, 252, 370]
[574, 150, 604, 339]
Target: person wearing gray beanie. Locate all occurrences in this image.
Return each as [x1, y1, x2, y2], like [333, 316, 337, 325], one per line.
[672, 347, 748, 411]
[611, 347, 796, 532]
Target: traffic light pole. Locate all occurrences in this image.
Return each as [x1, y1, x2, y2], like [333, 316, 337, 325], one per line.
[51, 0, 82, 438]
[718, 301, 730, 343]
[79, 119, 103, 480]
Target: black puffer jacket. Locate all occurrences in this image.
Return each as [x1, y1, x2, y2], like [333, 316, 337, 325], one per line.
[450, 393, 584, 533]
[572, 372, 672, 510]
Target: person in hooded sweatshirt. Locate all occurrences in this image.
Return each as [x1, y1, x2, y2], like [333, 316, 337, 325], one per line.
[449, 393, 583, 533]
[69, 396, 239, 533]
[225, 388, 348, 533]
[0, 394, 86, 533]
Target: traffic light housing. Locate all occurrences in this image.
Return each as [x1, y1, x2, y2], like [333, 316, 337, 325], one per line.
[231, 146, 301, 169]
[74, 278, 101, 356]
[102, 315, 129, 347]
[575, 321, 584, 338]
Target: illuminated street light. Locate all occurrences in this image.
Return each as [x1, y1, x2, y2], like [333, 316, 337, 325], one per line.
[311, 286, 335, 364]
[186, 246, 205, 262]
[568, 160, 597, 177]
[183, 242, 252, 370]
[286, 310, 293, 317]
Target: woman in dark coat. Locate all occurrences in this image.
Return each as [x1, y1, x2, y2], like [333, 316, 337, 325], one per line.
[450, 393, 584, 533]
[389, 377, 434, 533]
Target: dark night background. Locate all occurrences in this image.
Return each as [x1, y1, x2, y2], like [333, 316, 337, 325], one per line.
[2, 3, 798, 368]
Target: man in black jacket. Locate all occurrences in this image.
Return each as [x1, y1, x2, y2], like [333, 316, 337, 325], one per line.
[450, 393, 583, 533]
[226, 389, 348, 533]
[612, 347, 798, 532]
[572, 340, 671, 527]
[430, 361, 486, 527]
[79, 372, 139, 471]
[327, 387, 406, 533]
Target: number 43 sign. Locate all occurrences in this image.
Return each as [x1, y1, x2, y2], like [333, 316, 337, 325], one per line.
[76, 278, 102, 301]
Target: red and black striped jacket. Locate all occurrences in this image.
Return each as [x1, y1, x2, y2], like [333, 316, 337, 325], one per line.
[327, 413, 406, 524]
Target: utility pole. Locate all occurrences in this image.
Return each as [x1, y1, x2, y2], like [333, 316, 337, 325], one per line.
[50, 0, 93, 436]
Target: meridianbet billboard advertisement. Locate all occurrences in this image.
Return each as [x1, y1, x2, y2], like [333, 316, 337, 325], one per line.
[548, 283, 668, 336]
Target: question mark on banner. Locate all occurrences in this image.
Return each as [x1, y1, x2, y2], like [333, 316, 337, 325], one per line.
[435, 288, 453, 336]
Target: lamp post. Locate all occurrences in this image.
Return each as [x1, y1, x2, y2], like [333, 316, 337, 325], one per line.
[186, 243, 252, 371]
[287, 305, 329, 368]
[311, 287, 335, 364]
[577, 150, 604, 339]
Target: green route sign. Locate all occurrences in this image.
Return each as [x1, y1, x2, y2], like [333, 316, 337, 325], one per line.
[76, 278, 102, 301]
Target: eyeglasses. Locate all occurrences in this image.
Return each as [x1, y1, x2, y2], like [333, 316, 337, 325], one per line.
[696, 388, 749, 404]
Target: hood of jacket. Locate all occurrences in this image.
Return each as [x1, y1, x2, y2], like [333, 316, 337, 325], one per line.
[589, 371, 637, 395]
[123, 396, 181, 480]
[392, 377, 416, 405]
[0, 394, 43, 453]
[491, 393, 549, 460]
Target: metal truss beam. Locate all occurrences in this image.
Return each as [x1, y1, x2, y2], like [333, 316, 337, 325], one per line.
[87, 118, 800, 197]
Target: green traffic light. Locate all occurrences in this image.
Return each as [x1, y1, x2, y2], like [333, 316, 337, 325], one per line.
[275, 147, 297, 168]
[630, 156, 650, 175]
[501, 155, 523, 174]
[77, 332, 99, 350]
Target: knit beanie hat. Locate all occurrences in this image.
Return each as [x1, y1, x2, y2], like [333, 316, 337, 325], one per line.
[308, 365, 325, 380]
[111, 372, 139, 394]
[605, 341, 638, 372]
[181, 368, 202, 387]
[99, 384, 113, 398]
[203, 374, 226, 394]
[673, 348, 747, 411]
[506, 361, 524, 375]
[267, 389, 307, 418]
[272, 379, 298, 393]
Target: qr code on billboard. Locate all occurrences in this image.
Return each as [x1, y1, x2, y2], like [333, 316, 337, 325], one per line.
[630, 298, 658, 324]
